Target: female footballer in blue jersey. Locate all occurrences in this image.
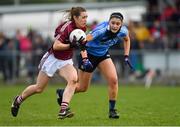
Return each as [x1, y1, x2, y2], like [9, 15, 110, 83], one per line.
[57, 12, 132, 119]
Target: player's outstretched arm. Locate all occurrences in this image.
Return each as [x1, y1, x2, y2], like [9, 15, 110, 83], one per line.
[123, 33, 130, 56]
[123, 33, 134, 70]
[80, 33, 93, 58]
[80, 34, 93, 70]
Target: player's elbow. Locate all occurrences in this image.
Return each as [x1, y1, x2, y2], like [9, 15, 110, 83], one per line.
[53, 40, 65, 50]
[53, 42, 59, 50]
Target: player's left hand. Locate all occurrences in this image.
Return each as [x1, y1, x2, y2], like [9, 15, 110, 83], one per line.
[124, 55, 134, 70]
[82, 58, 93, 71]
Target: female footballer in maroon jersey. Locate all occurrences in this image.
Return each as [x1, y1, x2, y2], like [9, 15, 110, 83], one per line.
[11, 7, 91, 119]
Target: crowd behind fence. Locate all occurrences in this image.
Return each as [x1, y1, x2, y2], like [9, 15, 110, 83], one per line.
[0, 49, 180, 86]
[0, 21, 180, 86]
[0, 0, 180, 86]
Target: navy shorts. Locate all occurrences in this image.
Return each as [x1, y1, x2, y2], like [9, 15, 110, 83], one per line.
[78, 52, 111, 73]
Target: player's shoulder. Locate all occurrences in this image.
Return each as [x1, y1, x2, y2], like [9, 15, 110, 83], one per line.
[120, 25, 128, 32]
[119, 25, 128, 35]
[57, 21, 73, 32]
[92, 21, 108, 33]
[95, 21, 108, 29]
[54, 21, 75, 37]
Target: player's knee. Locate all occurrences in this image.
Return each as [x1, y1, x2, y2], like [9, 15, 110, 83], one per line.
[109, 77, 118, 87]
[68, 77, 78, 85]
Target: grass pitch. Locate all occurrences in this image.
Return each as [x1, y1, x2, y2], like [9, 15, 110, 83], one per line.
[0, 83, 180, 126]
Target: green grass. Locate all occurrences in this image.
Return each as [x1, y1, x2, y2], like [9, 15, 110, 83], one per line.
[0, 83, 180, 126]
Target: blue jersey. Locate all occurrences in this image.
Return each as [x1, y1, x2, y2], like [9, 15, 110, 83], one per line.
[86, 21, 128, 56]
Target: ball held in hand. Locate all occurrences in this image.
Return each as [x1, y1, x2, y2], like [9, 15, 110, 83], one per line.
[69, 29, 86, 43]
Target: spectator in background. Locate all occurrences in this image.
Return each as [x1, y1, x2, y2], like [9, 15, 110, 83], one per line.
[160, 3, 176, 22]
[171, 1, 180, 49]
[13, 32, 21, 79]
[15, 29, 33, 82]
[143, 0, 160, 28]
[90, 20, 98, 30]
[160, 2, 176, 40]
[133, 21, 151, 49]
[86, 20, 98, 33]
[149, 20, 167, 49]
[170, 0, 180, 33]
[5, 39, 15, 82]
[173, 34, 180, 50]
[16, 29, 32, 53]
[0, 36, 20, 83]
[128, 20, 141, 75]
[0, 32, 8, 82]
[128, 20, 140, 50]
[31, 34, 49, 80]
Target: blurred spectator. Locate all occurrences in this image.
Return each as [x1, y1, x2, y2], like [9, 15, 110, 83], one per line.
[0, 32, 8, 82]
[143, 0, 160, 28]
[133, 21, 151, 49]
[173, 33, 180, 49]
[30, 34, 49, 81]
[128, 20, 140, 50]
[149, 20, 167, 49]
[5, 39, 15, 83]
[15, 29, 33, 82]
[13, 31, 21, 79]
[45, 35, 53, 49]
[170, 0, 180, 33]
[87, 20, 98, 33]
[90, 20, 98, 30]
[32, 34, 48, 66]
[0, 31, 21, 83]
[160, 3, 176, 22]
[128, 20, 142, 77]
[27, 28, 36, 43]
[16, 29, 32, 53]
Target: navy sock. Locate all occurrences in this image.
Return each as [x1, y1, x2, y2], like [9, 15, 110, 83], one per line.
[109, 100, 116, 111]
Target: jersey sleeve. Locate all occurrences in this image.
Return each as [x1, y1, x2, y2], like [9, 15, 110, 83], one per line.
[54, 22, 70, 43]
[89, 22, 107, 39]
[119, 26, 129, 37]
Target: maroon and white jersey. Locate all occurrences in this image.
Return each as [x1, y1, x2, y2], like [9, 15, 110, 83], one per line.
[49, 21, 86, 60]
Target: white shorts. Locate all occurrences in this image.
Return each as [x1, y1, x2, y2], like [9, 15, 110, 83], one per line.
[38, 52, 73, 77]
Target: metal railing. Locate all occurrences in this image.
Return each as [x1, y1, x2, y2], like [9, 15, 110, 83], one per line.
[0, 49, 180, 85]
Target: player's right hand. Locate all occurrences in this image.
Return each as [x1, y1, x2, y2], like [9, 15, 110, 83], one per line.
[69, 36, 79, 48]
[70, 35, 85, 48]
[124, 55, 134, 70]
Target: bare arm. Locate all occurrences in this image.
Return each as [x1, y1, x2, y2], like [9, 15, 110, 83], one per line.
[53, 39, 70, 51]
[123, 33, 131, 56]
[86, 34, 93, 42]
[80, 34, 94, 58]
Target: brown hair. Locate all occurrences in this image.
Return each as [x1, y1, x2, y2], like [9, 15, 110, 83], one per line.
[65, 7, 86, 21]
